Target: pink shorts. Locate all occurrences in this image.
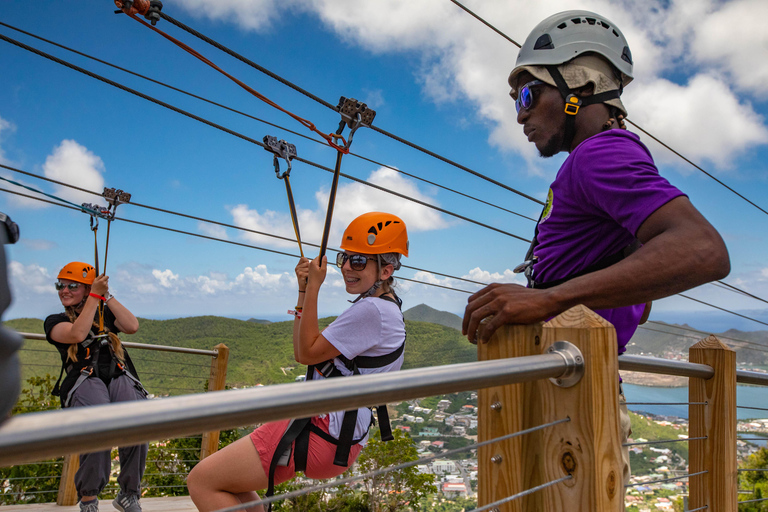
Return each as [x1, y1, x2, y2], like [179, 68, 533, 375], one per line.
[250, 415, 364, 485]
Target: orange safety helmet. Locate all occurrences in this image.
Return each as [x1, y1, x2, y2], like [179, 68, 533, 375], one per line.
[57, 262, 96, 285]
[341, 212, 409, 257]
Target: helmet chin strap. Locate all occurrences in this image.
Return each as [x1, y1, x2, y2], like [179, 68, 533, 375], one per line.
[350, 255, 384, 303]
[544, 65, 623, 151]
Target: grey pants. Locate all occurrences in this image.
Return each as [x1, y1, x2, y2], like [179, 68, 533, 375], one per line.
[69, 374, 148, 499]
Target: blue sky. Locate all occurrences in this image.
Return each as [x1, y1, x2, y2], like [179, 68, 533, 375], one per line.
[1, 0, 768, 332]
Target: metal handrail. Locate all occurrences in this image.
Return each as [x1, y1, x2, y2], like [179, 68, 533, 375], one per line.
[618, 354, 714, 379]
[18, 331, 218, 357]
[619, 355, 768, 385]
[0, 351, 574, 466]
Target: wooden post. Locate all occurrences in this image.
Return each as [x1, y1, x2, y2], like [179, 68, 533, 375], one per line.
[688, 335, 737, 511]
[57, 453, 79, 506]
[478, 305, 623, 511]
[200, 343, 229, 460]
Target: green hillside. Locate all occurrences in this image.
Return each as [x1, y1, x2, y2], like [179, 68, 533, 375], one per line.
[403, 304, 463, 331]
[6, 314, 476, 396]
[626, 321, 768, 366]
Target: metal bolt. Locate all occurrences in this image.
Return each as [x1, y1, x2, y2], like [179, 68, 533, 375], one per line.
[575, 355, 583, 364]
[547, 345, 555, 353]
[556, 378, 563, 386]
[491, 455, 503, 464]
[490, 401, 502, 411]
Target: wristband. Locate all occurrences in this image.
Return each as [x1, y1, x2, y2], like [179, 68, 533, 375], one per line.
[298, 290, 306, 293]
[288, 309, 302, 318]
[89, 293, 106, 301]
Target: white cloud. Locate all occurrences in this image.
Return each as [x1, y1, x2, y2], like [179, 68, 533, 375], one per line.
[174, 0, 768, 171]
[687, 0, 768, 95]
[626, 75, 768, 170]
[168, 0, 287, 31]
[231, 167, 448, 251]
[152, 269, 179, 288]
[8, 261, 54, 295]
[464, 267, 524, 285]
[43, 140, 105, 205]
[198, 222, 229, 240]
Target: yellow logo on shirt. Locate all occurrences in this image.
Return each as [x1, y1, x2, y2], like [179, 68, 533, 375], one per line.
[540, 188, 554, 223]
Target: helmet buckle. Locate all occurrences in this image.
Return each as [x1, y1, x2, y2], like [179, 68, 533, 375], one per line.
[564, 94, 581, 115]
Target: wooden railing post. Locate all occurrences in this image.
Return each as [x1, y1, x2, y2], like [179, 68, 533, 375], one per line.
[57, 453, 79, 506]
[200, 343, 229, 460]
[689, 335, 737, 511]
[478, 305, 623, 511]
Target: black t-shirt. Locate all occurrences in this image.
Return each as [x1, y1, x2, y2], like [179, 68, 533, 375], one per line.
[44, 306, 140, 404]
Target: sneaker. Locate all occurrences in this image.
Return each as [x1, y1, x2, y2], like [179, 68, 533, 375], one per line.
[112, 492, 141, 512]
[79, 500, 99, 512]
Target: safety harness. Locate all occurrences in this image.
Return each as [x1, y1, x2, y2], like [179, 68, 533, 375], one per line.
[52, 325, 147, 407]
[264, 293, 404, 510]
[514, 199, 640, 289]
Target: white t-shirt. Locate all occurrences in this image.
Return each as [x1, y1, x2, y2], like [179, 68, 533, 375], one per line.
[315, 296, 405, 445]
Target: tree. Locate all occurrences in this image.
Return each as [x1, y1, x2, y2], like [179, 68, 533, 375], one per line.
[355, 428, 437, 512]
[739, 447, 768, 511]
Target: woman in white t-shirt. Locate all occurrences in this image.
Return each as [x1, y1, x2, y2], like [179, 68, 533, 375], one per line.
[189, 212, 409, 512]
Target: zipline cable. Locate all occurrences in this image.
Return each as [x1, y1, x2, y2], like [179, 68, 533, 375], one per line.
[0, 20, 536, 223]
[448, 0, 768, 217]
[0, 164, 487, 287]
[0, 34, 531, 244]
[637, 324, 768, 355]
[154, 10, 544, 206]
[678, 294, 768, 329]
[117, 4, 352, 154]
[0, 186, 476, 294]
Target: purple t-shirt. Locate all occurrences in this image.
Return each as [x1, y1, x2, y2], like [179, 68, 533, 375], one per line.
[532, 130, 685, 352]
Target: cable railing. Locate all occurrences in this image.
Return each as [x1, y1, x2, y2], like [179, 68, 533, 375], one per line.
[2, 306, 766, 510]
[2, 332, 231, 506]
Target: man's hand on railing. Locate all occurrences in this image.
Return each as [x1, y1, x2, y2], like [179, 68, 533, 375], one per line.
[462, 283, 559, 344]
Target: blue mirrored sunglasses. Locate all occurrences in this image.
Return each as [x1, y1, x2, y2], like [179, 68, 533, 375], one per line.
[515, 80, 545, 113]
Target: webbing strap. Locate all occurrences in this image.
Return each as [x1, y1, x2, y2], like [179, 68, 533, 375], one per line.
[265, 418, 311, 512]
[377, 405, 394, 442]
[333, 408, 359, 467]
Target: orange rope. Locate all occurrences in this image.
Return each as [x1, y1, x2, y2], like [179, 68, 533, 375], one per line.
[115, 4, 350, 153]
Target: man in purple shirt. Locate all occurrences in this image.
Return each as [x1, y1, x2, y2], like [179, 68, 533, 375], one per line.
[461, 10, 730, 497]
[462, 10, 729, 349]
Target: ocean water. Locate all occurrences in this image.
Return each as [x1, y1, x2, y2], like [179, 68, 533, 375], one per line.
[622, 383, 768, 420]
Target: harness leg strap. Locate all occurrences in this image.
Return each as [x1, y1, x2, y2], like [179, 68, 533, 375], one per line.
[333, 409, 359, 467]
[376, 405, 394, 442]
[265, 418, 311, 512]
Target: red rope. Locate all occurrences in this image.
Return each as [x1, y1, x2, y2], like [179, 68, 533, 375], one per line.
[115, 3, 349, 153]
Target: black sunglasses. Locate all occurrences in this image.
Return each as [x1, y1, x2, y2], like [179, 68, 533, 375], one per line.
[336, 253, 376, 271]
[55, 282, 82, 291]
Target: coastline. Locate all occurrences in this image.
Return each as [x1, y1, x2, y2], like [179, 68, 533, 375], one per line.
[620, 370, 687, 388]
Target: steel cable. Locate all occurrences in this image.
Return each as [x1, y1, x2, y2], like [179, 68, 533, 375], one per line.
[623, 436, 706, 447]
[0, 163, 492, 286]
[0, 33, 534, 240]
[0, 20, 534, 222]
[470, 476, 573, 512]
[156, 11, 544, 206]
[625, 470, 708, 488]
[0, 178, 482, 295]
[448, 0, 768, 217]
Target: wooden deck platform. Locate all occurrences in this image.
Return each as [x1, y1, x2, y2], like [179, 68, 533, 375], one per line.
[0, 496, 197, 511]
